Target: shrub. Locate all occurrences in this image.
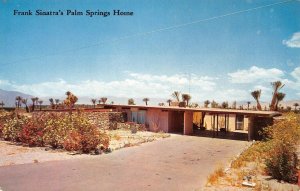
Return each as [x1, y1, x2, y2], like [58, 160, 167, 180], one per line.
[0, 111, 13, 138]
[43, 113, 73, 149]
[2, 113, 28, 142]
[263, 113, 300, 183]
[20, 115, 45, 147]
[265, 144, 298, 183]
[71, 114, 110, 153]
[63, 130, 82, 151]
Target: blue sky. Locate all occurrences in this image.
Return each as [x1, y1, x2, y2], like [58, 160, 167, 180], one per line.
[1, 0, 300, 103]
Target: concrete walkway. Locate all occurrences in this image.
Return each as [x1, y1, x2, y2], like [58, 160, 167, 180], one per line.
[0, 135, 248, 191]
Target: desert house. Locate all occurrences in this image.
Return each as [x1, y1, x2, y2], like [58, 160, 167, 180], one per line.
[103, 104, 281, 141]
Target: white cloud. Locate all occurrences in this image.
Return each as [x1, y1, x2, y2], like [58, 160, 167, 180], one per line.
[228, 66, 284, 83]
[291, 67, 300, 81]
[0, 72, 217, 101]
[283, 32, 300, 48]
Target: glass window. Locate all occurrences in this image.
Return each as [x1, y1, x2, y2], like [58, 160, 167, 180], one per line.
[236, 115, 244, 130]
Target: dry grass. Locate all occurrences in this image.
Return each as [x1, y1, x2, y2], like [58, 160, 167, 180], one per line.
[206, 165, 225, 186]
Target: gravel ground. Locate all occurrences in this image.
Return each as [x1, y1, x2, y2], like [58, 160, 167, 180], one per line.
[0, 130, 170, 167]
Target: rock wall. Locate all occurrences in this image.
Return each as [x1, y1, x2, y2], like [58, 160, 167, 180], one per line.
[85, 112, 126, 130]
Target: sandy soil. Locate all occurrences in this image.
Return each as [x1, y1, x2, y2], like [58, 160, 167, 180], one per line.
[0, 130, 170, 167]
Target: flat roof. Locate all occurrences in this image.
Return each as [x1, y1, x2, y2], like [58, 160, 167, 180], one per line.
[103, 104, 281, 117]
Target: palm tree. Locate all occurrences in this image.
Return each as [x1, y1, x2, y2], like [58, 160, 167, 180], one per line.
[275, 92, 285, 111]
[211, 100, 218, 108]
[128, 98, 135, 105]
[293, 103, 299, 111]
[270, 81, 285, 111]
[31, 97, 39, 111]
[15, 96, 22, 108]
[221, 101, 229, 109]
[49, 98, 54, 109]
[0, 101, 4, 108]
[167, 99, 172, 106]
[247, 101, 251, 110]
[171, 91, 181, 102]
[158, 102, 165, 106]
[204, 100, 210, 108]
[38, 100, 43, 111]
[91, 99, 96, 108]
[251, 90, 262, 111]
[232, 101, 237, 109]
[143, 98, 149, 106]
[22, 98, 29, 112]
[182, 94, 191, 106]
[101, 97, 108, 104]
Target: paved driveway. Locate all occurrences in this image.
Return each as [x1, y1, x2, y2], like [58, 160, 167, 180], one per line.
[0, 135, 248, 191]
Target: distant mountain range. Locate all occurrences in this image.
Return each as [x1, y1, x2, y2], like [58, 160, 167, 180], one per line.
[0, 89, 33, 107]
[0, 88, 299, 108]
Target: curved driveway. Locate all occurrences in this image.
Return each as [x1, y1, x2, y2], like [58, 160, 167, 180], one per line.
[0, 135, 248, 191]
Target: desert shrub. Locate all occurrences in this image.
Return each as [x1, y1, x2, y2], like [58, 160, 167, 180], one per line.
[2, 113, 28, 142]
[70, 114, 110, 153]
[63, 130, 82, 151]
[20, 113, 46, 147]
[43, 112, 73, 149]
[0, 111, 13, 138]
[262, 113, 300, 183]
[265, 144, 298, 183]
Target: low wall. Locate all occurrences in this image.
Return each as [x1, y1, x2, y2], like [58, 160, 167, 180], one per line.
[84, 112, 126, 130]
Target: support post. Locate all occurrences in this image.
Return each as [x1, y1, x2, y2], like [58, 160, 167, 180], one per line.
[216, 114, 219, 136]
[184, 111, 193, 135]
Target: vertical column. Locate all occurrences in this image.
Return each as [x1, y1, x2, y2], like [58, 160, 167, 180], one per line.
[184, 111, 193, 135]
[248, 116, 253, 141]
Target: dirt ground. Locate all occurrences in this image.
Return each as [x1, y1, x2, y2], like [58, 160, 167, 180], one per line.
[0, 135, 248, 191]
[0, 129, 170, 167]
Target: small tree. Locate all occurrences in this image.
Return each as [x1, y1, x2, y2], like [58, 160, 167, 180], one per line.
[221, 101, 228, 109]
[128, 98, 135, 105]
[204, 100, 210, 108]
[231, 101, 237, 109]
[247, 101, 251, 110]
[171, 91, 181, 102]
[49, 98, 55, 109]
[251, 90, 262, 111]
[293, 103, 299, 111]
[182, 94, 191, 106]
[22, 98, 29, 113]
[211, 100, 218, 108]
[158, 102, 165, 106]
[0, 101, 4, 108]
[31, 97, 39, 111]
[15, 96, 22, 109]
[270, 81, 285, 111]
[101, 97, 108, 104]
[166, 99, 172, 106]
[143, 98, 149, 106]
[91, 99, 96, 108]
[64, 91, 78, 112]
[38, 100, 43, 111]
[275, 92, 285, 111]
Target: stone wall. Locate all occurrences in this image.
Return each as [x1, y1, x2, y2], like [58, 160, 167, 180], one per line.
[85, 112, 126, 130]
